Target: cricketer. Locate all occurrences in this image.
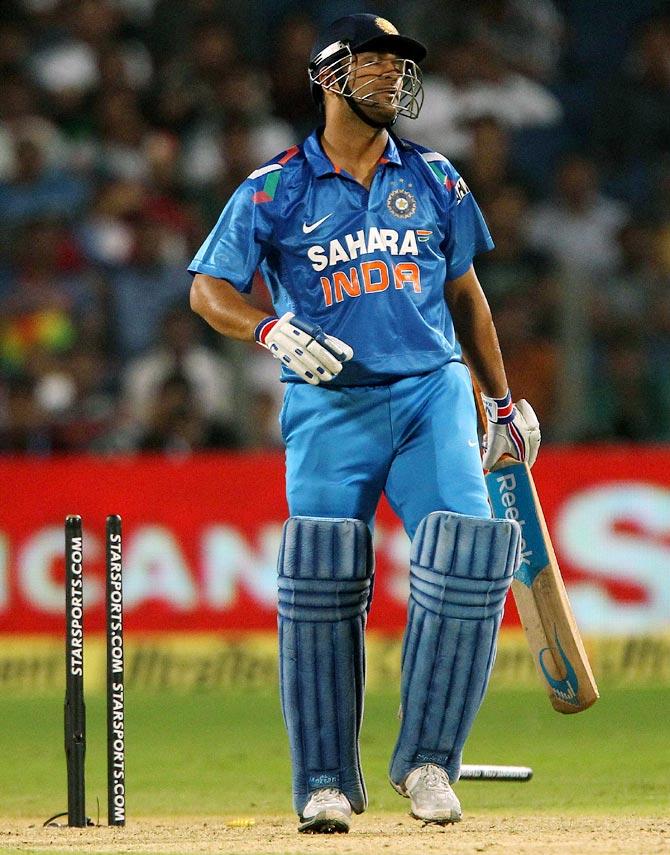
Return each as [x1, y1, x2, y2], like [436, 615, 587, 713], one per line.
[190, 13, 541, 834]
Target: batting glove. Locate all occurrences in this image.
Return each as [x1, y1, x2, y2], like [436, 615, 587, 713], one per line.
[255, 312, 353, 385]
[482, 390, 541, 469]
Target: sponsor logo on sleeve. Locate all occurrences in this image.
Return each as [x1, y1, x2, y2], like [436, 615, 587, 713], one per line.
[454, 176, 470, 203]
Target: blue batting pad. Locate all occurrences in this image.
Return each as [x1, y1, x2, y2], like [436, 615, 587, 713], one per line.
[390, 512, 520, 787]
[278, 516, 373, 816]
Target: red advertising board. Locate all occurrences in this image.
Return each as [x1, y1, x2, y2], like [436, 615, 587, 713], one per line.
[1, 448, 669, 635]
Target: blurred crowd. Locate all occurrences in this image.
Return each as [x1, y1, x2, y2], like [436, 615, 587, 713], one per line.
[1, 0, 670, 454]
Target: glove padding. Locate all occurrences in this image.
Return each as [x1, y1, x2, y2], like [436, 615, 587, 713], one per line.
[255, 312, 353, 385]
[482, 399, 541, 469]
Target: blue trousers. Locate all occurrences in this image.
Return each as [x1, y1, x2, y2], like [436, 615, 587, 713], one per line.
[281, 361, 491, 538]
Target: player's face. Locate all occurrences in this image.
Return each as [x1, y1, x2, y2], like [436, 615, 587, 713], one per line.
[349, 51, 405, 122]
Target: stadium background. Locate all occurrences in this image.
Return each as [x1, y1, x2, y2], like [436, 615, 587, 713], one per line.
[2, 0, 670, 452]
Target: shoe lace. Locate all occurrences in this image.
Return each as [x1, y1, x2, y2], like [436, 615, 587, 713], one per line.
[423, 764, 451, 792]
[311, 787, 341, 806]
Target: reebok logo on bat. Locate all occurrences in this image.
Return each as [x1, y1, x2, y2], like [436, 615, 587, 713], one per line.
[303, 213, 334, 233]
[494, 473, 533, 567]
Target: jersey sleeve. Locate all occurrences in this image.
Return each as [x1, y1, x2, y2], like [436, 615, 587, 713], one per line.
[423, 154, 495, 281]
[187, 173, 276, 293]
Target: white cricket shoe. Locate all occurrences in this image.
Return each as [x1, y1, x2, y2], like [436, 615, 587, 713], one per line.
[401, 764, 462, 824]
[298, 787, 352, 834]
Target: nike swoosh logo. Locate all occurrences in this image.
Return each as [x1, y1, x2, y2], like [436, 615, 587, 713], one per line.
[302, 213, 334, 234]
[468, 440, 478, 447]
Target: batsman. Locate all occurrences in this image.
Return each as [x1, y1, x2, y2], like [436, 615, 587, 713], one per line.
[190, 13, 541, 833]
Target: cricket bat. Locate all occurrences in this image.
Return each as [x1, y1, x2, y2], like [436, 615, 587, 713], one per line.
[486, 457, 599, 713]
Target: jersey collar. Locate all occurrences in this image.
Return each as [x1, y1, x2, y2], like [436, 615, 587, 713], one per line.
[304, 127, 403, 178]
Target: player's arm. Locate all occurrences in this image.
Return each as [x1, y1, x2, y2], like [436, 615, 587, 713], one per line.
[190, 273, 266, 341]
[190, 273, 353, 386]
[445, 264, 507, 399]
[445, 264, 541, 467]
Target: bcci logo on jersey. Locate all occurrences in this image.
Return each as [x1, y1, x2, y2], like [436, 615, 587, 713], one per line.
[387, 189, 417, 219]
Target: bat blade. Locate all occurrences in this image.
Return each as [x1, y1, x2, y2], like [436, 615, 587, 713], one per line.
[486, 458, 599, 713]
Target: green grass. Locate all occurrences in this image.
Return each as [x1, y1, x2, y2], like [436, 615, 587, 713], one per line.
[1, 685, 668, 819]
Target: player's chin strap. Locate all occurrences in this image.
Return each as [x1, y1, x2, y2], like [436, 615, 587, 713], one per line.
[343, 89, 396, 129]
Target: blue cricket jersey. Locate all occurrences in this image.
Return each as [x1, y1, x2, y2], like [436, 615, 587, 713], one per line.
[188, 129, 494, 386]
